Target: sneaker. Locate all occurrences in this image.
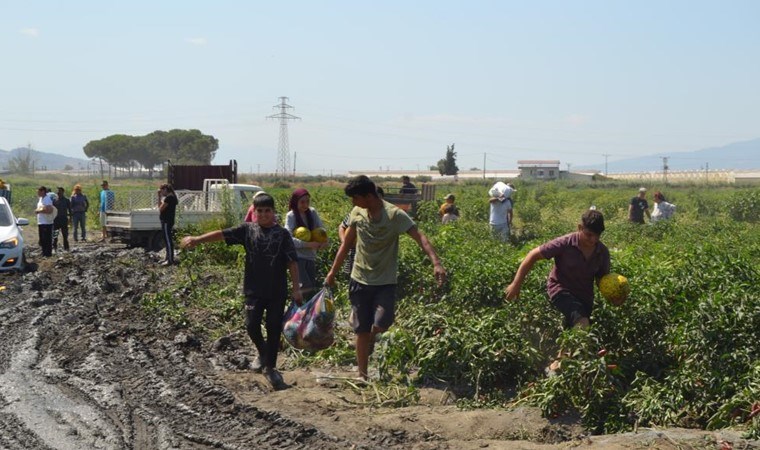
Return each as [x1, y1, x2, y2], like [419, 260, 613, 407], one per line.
[263, 368, 287, 391]
[159, 261, 172, 267]
[251, 355, 265, 373]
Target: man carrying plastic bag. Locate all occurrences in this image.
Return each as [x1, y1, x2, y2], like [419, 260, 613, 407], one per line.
[488, 181, 515, 242]
[325, 175, 446, 381]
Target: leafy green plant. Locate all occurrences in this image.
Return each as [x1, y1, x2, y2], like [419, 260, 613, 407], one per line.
[727, 189, 760, 222]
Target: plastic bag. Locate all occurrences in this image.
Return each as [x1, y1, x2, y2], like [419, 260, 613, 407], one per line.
[282, 287, 335, 350]
[488, 182, 514, 199]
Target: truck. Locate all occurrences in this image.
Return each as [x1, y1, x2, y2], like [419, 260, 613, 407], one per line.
[105, 161, 262, 250]
[380, 183, 436, 217]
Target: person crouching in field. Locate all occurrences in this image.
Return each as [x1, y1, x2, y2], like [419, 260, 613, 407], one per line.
[325, 175, 446, 381]
[180, 193, 301, 391]
[504, 210, 610, 372]
[439, 194, 459, 224]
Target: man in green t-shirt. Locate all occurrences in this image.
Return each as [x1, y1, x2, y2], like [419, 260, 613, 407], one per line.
[326, 175, 446, 381]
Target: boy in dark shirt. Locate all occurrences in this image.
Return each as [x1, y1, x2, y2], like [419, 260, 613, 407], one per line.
[505, 209, 610, 329]
[504, 209, 611, 374]
[180, 193, 301, 390]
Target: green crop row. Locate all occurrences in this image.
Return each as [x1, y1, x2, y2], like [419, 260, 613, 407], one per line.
[142, 180, 759, 438]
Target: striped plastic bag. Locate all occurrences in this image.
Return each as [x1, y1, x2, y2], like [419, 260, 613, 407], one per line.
[282, 287, 335, 350]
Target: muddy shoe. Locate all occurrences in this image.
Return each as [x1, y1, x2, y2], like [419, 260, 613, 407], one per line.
[251, 355, 265, 373]
[264, 368, 287, 391]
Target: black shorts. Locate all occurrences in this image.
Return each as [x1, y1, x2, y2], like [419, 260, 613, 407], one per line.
[348, 279, 396, 333]
[551, 291, 593, 329]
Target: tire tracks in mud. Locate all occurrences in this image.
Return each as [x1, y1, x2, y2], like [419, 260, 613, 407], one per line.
[0, 246, 360, 450]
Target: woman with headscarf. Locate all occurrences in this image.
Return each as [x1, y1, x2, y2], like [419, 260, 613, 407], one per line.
[285, 188, 328, 297]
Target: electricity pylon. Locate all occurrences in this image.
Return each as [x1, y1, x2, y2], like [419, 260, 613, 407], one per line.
[267, 97, 300, 177]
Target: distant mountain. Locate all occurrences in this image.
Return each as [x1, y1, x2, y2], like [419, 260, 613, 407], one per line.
[0, 147, 91, 171]
[579, 138, 760, 173]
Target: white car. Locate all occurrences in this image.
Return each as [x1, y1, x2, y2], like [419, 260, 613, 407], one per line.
[0, 196, 29, 271]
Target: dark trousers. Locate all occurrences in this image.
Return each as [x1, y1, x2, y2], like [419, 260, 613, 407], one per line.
[38, 224, 54, 257]
[54, 218, 70, 251]
[161, 222, 175, 263]
[245, 296, 286, 369]
[72, 212, 86, 241]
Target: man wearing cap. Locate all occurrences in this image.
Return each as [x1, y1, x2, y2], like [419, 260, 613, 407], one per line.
[99, 181, 115, 242]
[438, 194, 459, 224]
[628, 187, 650, 224]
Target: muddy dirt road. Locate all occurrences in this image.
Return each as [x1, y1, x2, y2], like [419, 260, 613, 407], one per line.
[0, 243, 757, 449]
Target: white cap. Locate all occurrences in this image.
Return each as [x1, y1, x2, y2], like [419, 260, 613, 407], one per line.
[639, 187, 647, 193]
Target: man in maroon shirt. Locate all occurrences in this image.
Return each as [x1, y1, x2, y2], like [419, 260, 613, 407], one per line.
[504, 209, 611, 330]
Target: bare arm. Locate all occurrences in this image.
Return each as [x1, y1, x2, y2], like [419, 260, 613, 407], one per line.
[504, 247, 545, 301]
[288, 260, 303, 305]
[337, 222, 348, 243]
[180, 230, 224, 249]
[406, 227, 446, 286]
[325, 226, 356, 287]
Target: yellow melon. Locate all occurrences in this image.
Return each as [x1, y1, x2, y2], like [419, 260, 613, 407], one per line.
[294, 227, 311, 241]
[311, 227, 328, 243]
[599, 273, 630, 306]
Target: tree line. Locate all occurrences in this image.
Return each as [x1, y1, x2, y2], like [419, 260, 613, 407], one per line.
[83, 129, 219, 176]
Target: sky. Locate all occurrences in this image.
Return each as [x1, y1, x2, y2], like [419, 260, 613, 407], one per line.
[1, 1, 759, 175]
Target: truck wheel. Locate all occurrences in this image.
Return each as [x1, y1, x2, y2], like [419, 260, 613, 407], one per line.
[150, 231, 166, 252]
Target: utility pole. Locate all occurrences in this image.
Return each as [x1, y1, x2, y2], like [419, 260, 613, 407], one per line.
[705, 162, 709, 184]
[292, 152, 297, 177]
[483, 152, 486, 179]
[267, 97, 300, 177]
[661, 156, 669, 184]
[602, 153, 610, 176]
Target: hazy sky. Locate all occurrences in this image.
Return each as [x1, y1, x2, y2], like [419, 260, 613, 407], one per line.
[2, 1, 758, 175]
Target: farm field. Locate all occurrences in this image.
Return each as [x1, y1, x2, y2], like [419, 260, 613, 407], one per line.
[2, 175, 759, 448]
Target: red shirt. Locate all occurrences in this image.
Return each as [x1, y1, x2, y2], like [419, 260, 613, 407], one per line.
[539, 232, 610, 304]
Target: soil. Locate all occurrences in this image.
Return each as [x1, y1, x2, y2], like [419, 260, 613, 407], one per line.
[0, 241, 757, 450]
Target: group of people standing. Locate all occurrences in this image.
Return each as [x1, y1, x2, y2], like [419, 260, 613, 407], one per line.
[436, 181, 517, 243]
[34, 184, 92, 257]
[34, 181, 117, 257]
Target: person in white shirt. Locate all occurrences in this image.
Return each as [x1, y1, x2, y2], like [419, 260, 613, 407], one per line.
[651, 191, 676, 223]
[35, 186, 56, 257]
[488, 182, 515, 242]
